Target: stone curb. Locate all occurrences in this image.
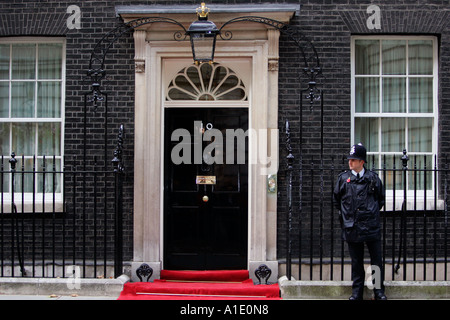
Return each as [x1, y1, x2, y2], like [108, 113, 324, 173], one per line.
[0, 274, 129, 297]
[279, 276, 450, 300]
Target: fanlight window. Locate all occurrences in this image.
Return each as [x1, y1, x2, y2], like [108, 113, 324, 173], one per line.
[166, 63, 247, 101]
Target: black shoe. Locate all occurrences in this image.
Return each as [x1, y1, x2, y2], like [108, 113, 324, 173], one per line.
[349, 295, 362, 300]
[374, 292, 387, 300]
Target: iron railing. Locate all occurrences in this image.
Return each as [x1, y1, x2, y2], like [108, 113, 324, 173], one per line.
[284, 143, 449, 282]
[0, 126, 125, 279]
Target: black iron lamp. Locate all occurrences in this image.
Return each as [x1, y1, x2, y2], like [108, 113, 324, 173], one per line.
[186, 3, 220, 64]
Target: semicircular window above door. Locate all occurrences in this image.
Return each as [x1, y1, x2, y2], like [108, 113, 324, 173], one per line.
[166, 63, 248, 101]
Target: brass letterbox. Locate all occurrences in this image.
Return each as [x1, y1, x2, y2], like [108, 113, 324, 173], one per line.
[196, 176, 216, 185]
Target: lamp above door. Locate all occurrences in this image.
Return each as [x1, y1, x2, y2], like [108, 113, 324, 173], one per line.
[186, 3, 220, 64]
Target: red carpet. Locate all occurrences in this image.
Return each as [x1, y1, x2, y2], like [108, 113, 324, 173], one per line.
[118, 270, 281, 300]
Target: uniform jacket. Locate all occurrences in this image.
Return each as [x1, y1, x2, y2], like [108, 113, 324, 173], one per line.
[333, 168, 385, 242]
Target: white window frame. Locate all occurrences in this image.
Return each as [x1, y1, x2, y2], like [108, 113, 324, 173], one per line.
[351, 35, 439, 210]
[0, 37, 66, 211]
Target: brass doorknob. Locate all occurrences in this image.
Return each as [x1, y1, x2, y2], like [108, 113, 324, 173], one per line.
[202, 195, 209, 202]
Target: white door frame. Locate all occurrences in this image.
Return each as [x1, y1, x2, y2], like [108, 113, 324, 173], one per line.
[124, 9, 293, 282]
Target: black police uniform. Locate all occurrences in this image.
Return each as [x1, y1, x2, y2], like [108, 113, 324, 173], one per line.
[333, 144, 387, 300]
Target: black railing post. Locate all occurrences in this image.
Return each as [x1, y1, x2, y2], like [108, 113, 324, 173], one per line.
[423, 155, 428, 280]
[112, 125, 125, 278]
[396, 149, 409, 279]
[330, 156, 335, 280]
[444, 157, 448, 281]
[1, 155, 4, 277]
[9, 152, 16, 277]
[413, 155, 417, 279]
[285, 120, 294, 281]
[433, 155, 438, 280]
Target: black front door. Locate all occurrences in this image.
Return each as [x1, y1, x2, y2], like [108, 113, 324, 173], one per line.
[164, 108, 248, 270]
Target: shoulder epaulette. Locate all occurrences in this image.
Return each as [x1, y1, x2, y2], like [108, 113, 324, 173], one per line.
[338, 170, 350, 178]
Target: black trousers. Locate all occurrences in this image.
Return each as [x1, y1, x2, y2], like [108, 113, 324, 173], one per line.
[347, 239, 385, 297]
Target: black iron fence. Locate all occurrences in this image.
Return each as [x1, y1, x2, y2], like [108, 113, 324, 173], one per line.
[284, 140, 449, 282]
[0, 126, 124, 279]
[2, 120, 448, 283]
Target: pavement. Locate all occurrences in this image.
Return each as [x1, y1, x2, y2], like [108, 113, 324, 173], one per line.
[0, 294, 119, 300]
[1, 275, 449, 300]
[0, 274, 129, 300]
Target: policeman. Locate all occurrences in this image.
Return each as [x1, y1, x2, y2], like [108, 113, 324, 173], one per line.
[333, 143, 387, 300]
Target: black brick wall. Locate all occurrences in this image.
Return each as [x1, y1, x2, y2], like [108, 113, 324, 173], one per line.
[0, 0, 137, 262]
[277, 0, 450, 261]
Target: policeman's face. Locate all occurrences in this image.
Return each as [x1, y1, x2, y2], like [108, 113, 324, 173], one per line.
[348, 159, 364, 172]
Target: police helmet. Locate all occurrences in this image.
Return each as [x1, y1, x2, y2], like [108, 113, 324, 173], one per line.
[347, 143, 367, 163]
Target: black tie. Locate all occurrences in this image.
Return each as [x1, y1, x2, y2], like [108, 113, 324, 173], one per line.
[356, 173, 360, 180]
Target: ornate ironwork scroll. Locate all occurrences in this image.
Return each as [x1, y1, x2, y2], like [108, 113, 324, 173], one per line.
[285, 121, 294, 281]
[88, 17, 187, 85]
[112, 125, 125, 278]
[86, 15, 322, 104]
[112, 124, 125, 173]
[136, 263, 154, 282]
[84, 11, 324, 281]
[255, 264, 272, 285]
[219, 16, 322, 103]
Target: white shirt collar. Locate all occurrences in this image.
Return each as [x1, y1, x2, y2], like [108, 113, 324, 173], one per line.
[352, 168, 365, 177]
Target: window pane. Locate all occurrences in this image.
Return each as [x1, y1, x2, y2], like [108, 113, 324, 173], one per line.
[11, 82, 35, 118]
[37, 158, 61, 193]
[217, 88, 246, 101]
[408, 118, 432, 153]
[215, 74, 238, 95]
[382, 40, 406, 75]
[0, 157, 9, 192]
[383, 78, 406, 113]
[366, 154, 379, 171]
[409, 78, 433, 113]
[38, 44, 62, 80]
[12, 123, 35, 156]
[167, 63, 247, 101]
[383, 155, 403, 191]
[37, 81, 61, 118]
[355, 77, 379, 112]
[211, 66, 228, 88]
[409, 40, 433, 75]
[167, 87, 196, 100]
[355, 117, 378, 152]
[408, 155, 432, 191]
[174, 75, 197, 96]
[381, 118, 405, 152]
[12, 157, 34, 193]
[0, 123, 9, 155]
[0, 40, 64, 197]
[0, 82, 9, 117]
[12, 44, 36, 80]
[186, 66, 201, 92]
[200, 59, 213, 85]
[0, 44, 9, 80]
[38, 123, 60, 156]
[355, 40, 379, 75]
